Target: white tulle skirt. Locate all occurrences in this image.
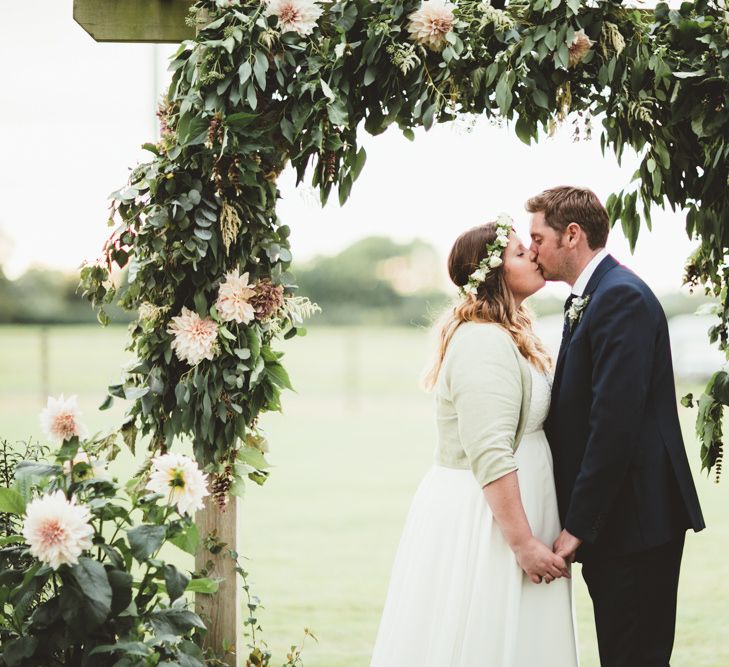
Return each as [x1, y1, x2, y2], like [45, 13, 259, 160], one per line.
[370, 430, 578, 667]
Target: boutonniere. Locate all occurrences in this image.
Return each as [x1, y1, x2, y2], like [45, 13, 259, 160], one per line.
[566, 294, 591, 332]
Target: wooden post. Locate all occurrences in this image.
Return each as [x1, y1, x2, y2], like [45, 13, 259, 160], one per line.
[195, 497, 241, 666]
[73, 0, 194, 43]
[72, 0, 658, 44]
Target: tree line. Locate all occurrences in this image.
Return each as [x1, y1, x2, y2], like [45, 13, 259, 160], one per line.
[0, 236, 709, 326]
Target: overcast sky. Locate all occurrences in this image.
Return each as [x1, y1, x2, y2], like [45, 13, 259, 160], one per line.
[0, 0, 698, 300]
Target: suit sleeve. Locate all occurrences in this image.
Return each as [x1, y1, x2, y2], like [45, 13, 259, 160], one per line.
[447, 326, 522, 488]
[564, 284, 656, 543]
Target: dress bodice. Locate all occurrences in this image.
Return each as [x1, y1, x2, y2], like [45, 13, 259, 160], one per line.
[523, 366, 552, 434]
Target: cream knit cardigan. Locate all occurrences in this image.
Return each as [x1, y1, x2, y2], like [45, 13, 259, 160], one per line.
[434, 321, 533, 487]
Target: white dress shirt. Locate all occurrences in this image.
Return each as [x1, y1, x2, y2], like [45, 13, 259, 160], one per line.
[571, 248, 609, 296]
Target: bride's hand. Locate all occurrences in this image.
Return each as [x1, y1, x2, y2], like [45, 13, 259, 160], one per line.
[513, 537, 570, 584]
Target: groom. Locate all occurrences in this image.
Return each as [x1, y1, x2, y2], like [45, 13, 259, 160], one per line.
[527, 186, 705, 667]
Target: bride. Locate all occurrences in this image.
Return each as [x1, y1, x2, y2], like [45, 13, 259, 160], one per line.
[370, 215, 578, 667]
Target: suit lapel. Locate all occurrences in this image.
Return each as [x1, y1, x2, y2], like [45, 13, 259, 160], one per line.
[554, 325, 573, 380]
[552, 326, 573, 397]
[552, 254, 619, 395]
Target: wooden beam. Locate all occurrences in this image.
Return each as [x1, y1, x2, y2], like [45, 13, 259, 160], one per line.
[195, 498, 241, 667]
[73, 0, 194, 43]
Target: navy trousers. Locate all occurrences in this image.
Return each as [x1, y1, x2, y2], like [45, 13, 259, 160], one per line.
[581, 534, 686, 667]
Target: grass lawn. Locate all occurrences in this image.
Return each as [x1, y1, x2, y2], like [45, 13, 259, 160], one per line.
[0, 325, 726, 666]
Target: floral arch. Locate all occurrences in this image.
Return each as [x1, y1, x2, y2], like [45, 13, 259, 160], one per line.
[73, 0, 728, 657]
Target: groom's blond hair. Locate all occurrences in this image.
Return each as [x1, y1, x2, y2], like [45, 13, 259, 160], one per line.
[526, 186, 609, 250]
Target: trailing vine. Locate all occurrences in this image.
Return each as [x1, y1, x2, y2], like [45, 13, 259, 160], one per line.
[80, 0, 729, 489]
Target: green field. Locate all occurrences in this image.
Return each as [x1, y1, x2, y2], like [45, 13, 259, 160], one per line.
[0, 325, 726, 666]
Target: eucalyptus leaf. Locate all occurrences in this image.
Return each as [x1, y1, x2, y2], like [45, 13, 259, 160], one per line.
[0, 487, 26, 515]
[186, 577, 221, 594]
[177, 114, 208, 147]
[149, 608, 206, 636]
[90, 642, 150, 658]
[495, 72, 513, 115]
[170, 523, 199, 555]
[1, 637, 39, 666]
[69, 557, 113, 627]
[238, 446, 270, 470]
[164, 564, 191, 602]
[266, 363, 293, 390]
[128, 524, 166, 562]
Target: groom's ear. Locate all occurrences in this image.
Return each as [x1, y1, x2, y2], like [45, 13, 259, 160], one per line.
[565, 222, 582, 248]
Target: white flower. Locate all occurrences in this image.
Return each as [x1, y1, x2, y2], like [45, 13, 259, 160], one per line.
[479, 2, 515, 32]
[566, 294, 591, 330]
[568, 29, 594, 68]
[216, 270, 256, 325]
[265, 0, 324, 37]
[138, 302, 169, 324]
[496, 234, 509, 247]
[146, 453, 210, 517]
[40, 395, 89, 444]
[488, 255, 504, 269]
[167, 307, 218, 366]
[407, 0, 456, 52]
[282, 296, 321, 326]
[471, 268, 488, 282]
[22, 490, 94, 570]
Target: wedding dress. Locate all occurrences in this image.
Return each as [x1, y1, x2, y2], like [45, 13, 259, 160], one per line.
[370, 362, 578, 667]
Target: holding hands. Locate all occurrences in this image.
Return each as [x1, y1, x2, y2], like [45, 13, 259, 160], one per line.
[516, 528, 582, 586]
[481, 472, 574, 585]
[515, 536, 570, 584]
[553, 528, 582, 564]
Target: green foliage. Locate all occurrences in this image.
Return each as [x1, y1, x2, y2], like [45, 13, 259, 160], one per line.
[80, 0, 729, 489]
[0, 443, 214, 666]
[0, 433, 312, 666]
[693, 369, 727, 480]
[228, 551, 316, 667]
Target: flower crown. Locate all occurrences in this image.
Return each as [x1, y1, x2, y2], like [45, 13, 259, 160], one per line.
[459, 213, 513, 297]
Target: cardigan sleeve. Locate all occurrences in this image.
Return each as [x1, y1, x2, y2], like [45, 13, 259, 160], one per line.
[445, 324, 523, 487]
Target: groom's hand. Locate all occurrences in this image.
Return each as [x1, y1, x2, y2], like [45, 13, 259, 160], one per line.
[553, 529, 582, 563]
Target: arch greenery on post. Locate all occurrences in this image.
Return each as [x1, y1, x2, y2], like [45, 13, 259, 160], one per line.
[81, 0, 728, 496]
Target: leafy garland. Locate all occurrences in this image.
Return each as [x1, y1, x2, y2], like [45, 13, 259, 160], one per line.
[81, 0, 729, 492]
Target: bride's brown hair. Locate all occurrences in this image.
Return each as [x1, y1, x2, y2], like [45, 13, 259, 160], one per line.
[423, 222, 552, 390]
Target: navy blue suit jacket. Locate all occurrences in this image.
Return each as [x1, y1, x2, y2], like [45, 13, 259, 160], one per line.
[546, 255, 705, 561]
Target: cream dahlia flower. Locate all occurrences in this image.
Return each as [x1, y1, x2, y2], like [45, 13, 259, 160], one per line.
[407, 0, 456, 52]
[265, 0, 324, 37]
[146, 453, 210, 517]
[168, 307, 218, 366]
[216, 270, 256, 324]
[40, 395, 89, 444]
[22, 490, 94, 570]
[568, 29, 594, 68]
